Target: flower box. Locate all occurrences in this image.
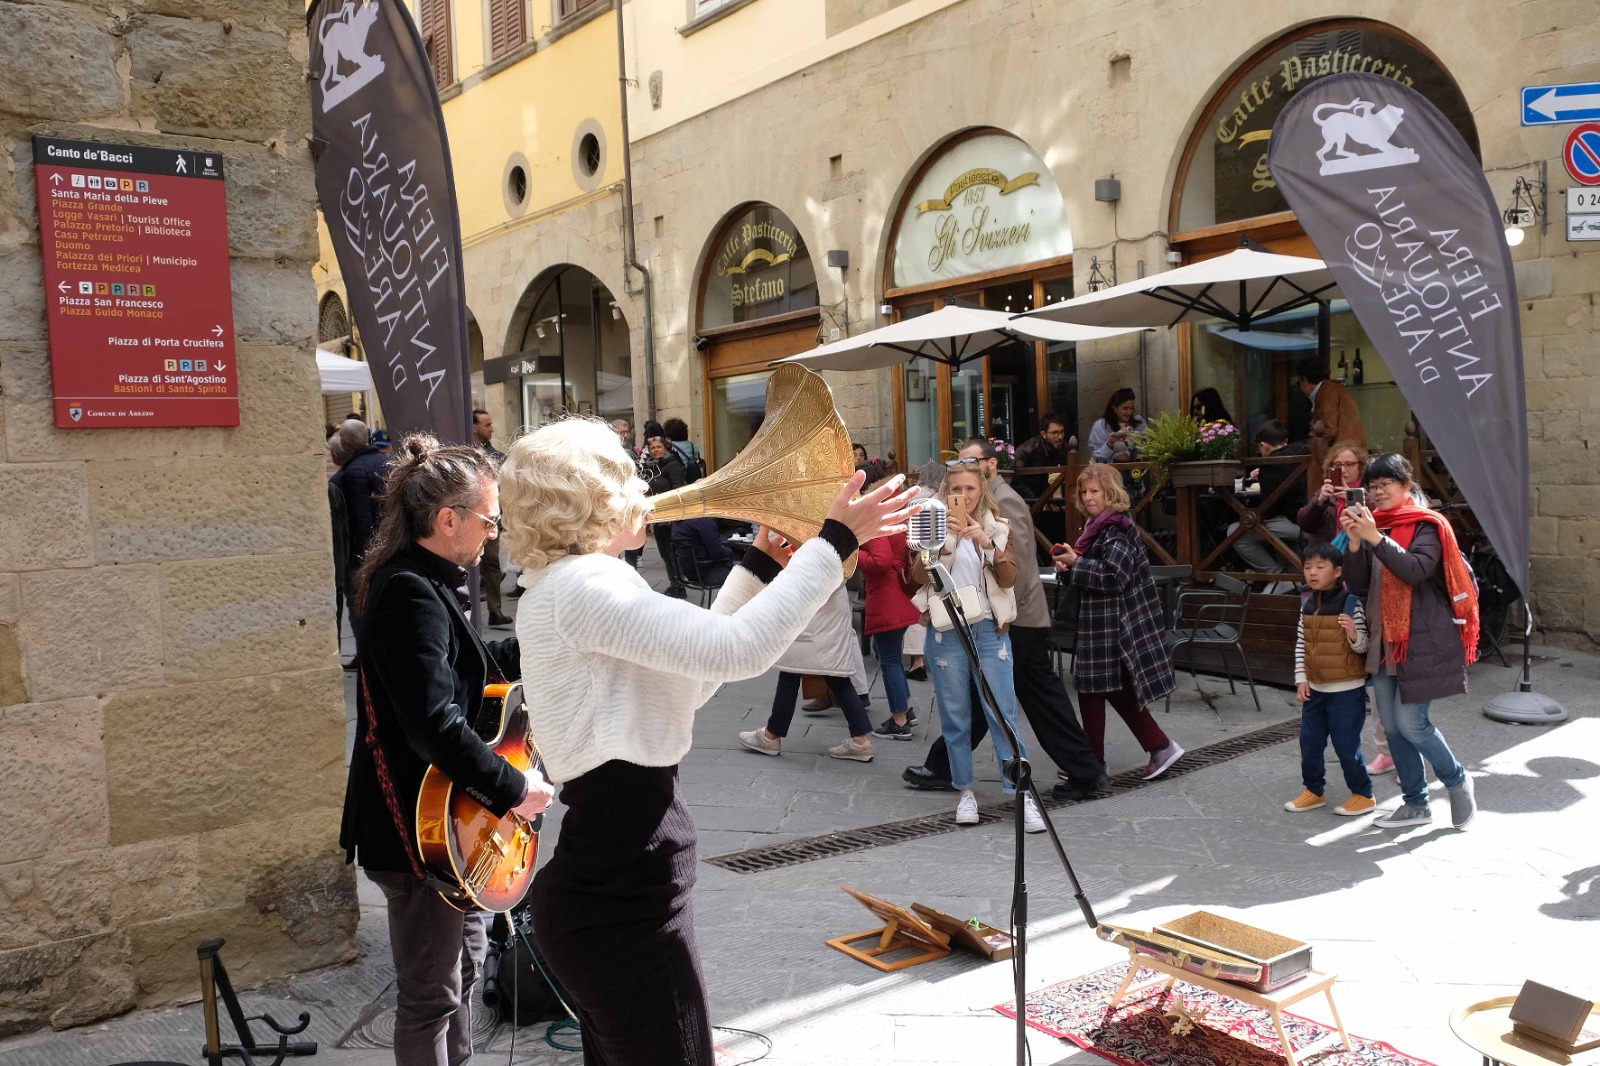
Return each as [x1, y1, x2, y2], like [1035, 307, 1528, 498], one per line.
[1168, 459, 1242, 487]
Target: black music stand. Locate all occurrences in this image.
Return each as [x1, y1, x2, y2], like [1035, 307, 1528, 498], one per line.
[197, 939, 317, 1066]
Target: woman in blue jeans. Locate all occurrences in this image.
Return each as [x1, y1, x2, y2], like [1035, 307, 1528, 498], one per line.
[1338, 453, 1478, 831]
[910, 462, 1045, 833]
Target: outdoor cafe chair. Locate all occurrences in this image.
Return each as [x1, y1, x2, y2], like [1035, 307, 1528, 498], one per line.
[1163, 572, 1262, 713]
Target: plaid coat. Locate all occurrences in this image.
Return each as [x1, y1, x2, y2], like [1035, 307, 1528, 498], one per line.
[1070, 521, 1175, 704]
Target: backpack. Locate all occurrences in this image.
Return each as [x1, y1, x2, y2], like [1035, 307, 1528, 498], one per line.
[673, 440, 707, 483]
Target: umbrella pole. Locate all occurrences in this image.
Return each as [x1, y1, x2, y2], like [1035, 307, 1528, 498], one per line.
[1317, 298, 1330, 366]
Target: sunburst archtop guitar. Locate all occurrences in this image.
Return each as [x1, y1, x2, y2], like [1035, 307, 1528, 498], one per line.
[414, 682, 545, 912]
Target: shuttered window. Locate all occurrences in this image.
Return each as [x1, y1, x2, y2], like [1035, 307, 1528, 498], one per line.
[558, 0, 600, 18]
[419, 0, 453, 87]
[488, 0, 527, 59]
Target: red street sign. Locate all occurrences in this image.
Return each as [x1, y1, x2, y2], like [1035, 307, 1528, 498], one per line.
[33, 136, 239, 428]
[1563, 123, 1600, 186]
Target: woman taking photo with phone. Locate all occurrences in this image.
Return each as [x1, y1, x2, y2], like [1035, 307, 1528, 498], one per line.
[1052, 463, 1184, 780]
[911, 459, 1045, 832]
[1297, 440, 1369, 544]
[1338, 453, 1478, 832]
[1298, 440, 1394, 776]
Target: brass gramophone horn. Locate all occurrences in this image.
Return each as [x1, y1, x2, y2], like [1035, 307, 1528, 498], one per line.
[648, 364, 857, 576]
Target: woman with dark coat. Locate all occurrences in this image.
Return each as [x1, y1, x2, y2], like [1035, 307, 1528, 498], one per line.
[644, 434, 689, 596]
[1052, 463, 1183, 780]
[858, 527, 922, 739]
[1338, 453, 1478, 832]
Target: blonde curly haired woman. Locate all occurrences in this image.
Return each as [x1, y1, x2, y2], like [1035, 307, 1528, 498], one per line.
[501, 418, 913, 1066]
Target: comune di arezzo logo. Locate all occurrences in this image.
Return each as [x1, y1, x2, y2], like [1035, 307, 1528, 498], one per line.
[1313, 98, 1420, 176]
[318, 0, 386, 113]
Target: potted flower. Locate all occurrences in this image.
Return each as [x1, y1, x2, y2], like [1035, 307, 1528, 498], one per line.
[1134, 413, 1242, 489]
[990, 438, 1016, 473]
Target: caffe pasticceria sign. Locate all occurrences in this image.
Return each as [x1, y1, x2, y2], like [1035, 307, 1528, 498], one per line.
[702, 204, 818, 329]
[892, 132, 1071, 289]
[1179, 25, 1478, 230]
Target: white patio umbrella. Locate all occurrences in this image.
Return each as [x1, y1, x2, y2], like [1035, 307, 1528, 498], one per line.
[315, 345, 374, 394]
[1017, 243, 1337, 332]
[775, 303, 1144, 373]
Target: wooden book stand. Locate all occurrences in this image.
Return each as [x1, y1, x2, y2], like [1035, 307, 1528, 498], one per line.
[826, 886, 951, 973]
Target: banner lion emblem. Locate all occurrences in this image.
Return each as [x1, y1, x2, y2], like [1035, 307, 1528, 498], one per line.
[318, 0, 386, 113]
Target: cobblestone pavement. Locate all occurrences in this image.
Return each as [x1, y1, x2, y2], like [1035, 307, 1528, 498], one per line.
[5, 546, 1597, 1066]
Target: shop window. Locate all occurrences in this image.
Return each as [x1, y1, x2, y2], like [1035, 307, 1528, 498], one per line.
[511, 266, 631, 433]
[899, 305, 940, 472]
[1174, 21, 1476, 234]
[697, 203, 820, 468]
[710, 371, 772, 468]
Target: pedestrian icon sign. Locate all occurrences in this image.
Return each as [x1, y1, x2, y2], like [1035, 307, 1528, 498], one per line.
[176, 156, 187, 175]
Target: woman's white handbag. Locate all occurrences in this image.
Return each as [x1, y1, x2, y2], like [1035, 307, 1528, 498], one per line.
[926, 584, 983, 632]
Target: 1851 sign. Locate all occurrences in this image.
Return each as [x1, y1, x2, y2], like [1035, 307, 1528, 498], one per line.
[33, 136, 238, 428]
[891, 132, 1071, 289]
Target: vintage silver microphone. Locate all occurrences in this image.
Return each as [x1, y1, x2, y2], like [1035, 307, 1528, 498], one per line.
[905, 497, 947, 564]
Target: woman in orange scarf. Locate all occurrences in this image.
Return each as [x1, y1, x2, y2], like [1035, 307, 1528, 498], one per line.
[1338, 454, 1478, 833]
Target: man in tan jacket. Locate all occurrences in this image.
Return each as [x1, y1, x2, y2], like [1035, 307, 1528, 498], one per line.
[1298, 356, 1367, 464]
[901, 437, 1110, 799]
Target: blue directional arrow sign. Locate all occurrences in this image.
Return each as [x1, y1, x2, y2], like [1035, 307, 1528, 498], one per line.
[1523, 82, 1600, 126]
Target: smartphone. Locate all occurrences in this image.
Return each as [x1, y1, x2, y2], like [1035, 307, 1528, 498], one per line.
[1330, 465, 1345, 489]
[1345, 486, 1366, 508]
[948, 496, 968, 528]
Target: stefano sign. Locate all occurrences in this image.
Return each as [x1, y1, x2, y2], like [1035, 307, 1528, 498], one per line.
[33, 136, 237, 428]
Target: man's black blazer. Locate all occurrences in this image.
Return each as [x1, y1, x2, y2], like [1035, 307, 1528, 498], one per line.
[340, 542, 526, 873]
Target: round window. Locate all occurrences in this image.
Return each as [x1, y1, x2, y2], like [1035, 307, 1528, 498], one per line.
[502, 152, 532, 217]
[571, 121, 607, 191]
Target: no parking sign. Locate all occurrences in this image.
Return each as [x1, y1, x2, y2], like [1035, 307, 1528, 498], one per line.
[1563, 123, 1600, 186]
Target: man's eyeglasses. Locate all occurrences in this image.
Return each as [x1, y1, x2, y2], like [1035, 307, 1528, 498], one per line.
[457, 506, 502, 533]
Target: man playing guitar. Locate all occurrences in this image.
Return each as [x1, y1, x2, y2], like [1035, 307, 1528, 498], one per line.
[339, 434, 554, 1066]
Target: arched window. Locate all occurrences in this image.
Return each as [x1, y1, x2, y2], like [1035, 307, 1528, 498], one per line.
[1170, 21, 1477, 456]
[883, 129, 1075, 473]
[507, 266, 631, 432]
[1172, 20, 1477, 235]
[696, 204, 820, 468]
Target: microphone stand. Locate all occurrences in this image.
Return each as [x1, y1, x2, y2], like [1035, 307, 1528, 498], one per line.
[921, 551, 1100, 1066]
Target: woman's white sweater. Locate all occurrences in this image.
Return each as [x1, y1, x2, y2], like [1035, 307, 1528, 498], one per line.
[515, 537, 845, 783]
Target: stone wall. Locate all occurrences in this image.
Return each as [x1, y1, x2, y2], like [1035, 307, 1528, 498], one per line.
[627, 0, 1600, 644]
[0, 0, 355, 1033]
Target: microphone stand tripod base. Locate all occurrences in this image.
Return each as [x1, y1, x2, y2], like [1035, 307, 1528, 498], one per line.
[1483, 689, 1567, 725]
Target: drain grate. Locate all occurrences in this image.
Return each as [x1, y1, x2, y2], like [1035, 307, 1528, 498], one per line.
[704, 716, 1301, 874]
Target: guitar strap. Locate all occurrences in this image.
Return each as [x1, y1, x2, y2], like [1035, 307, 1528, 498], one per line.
[358, 669, 429, 883]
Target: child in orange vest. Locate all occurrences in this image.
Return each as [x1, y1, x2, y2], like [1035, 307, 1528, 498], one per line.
[1285, 542, 1375, 816]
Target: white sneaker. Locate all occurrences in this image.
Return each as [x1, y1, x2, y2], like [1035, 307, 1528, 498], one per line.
[827, 738, 874, 762]
[736, 729, 781, 756]
[955, 793, 980, 826]
[1021, 793, 1047, 834]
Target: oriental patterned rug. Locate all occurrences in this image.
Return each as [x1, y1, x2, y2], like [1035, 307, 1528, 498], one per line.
[994, 963, 1436, 1066]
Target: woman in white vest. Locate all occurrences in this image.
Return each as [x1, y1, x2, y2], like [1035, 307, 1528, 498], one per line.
[737, 582, 875, 761]
[910, 460, 1044, 832]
